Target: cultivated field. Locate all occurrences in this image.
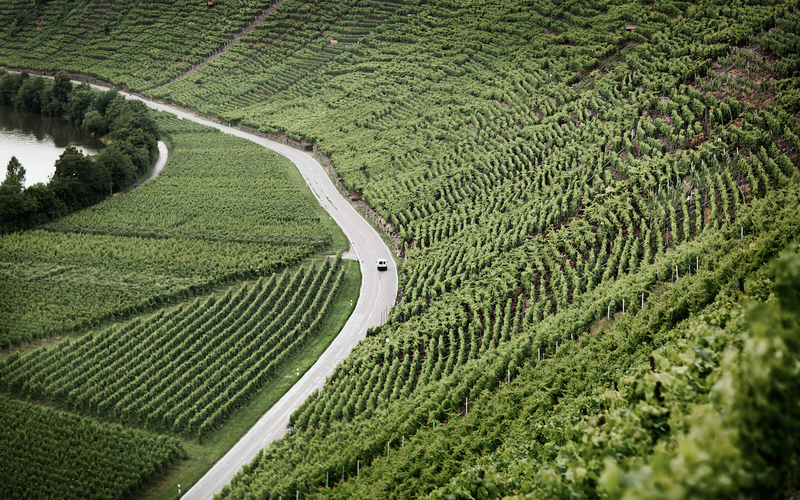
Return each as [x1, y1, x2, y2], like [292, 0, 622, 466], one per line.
[1, 0, 799, 498]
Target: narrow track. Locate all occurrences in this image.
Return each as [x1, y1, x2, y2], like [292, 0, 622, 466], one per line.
[151, 0, 286, 90]
[39, 74, 396, 496]
[141, 141, 168, 184]
[108, 93, 398, 498]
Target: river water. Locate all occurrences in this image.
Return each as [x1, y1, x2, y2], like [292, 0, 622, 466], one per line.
[0, 105, 105, 186]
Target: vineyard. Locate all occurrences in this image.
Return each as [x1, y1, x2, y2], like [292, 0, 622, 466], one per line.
[155, 0, 799, 498]
[218, 187, 800, 499]
[2, 0, 800, 498]
[0, 257, 345, 440]
[0, 0, 277, 91]
[0, 112, 340, 347]
[0, 395, 185, 500]
[47, 113, 333, 247]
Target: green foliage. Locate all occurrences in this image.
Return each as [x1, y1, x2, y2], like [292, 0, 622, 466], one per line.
[66, 81, 94, 124]
[52, 146, 110, 206]
[761, 11, 800, 77]
[0, 157, 38, 233]
[777, 89, 800, 113]
[94, 145, 134, 191]
[81, 109, 107, 136]
[3, 156, 25, 187]
[0, 74, 162, 233]
[14, 74, 46, 112]
[597, 247, 800, 500]
[0, 71, 28, 105]
[180, 0, 800, 490]
[0, 394, 185, 500]
[0, 257, 346, 439]
[0, 113, 333, 345]
[41, 70, 71, 116]
[0, 0, 278, 91]
[2, 0, 800, 497]
[214, 185, 800, 500]
[48, 113, 332, 247]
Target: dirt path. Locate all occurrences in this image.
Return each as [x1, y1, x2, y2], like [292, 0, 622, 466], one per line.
[151, 0, 286, 90]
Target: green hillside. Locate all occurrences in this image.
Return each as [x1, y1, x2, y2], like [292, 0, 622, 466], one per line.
[0, 113, 337, 345]
[2, 0, 800, 498]
[0, 0, 276, 90]
[1, 257, 346, 438]
[228, 187, 800, 499]
[0, 394, 185, 500]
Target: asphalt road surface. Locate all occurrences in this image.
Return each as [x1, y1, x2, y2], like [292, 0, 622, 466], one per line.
[116, 95, 399, 498]
[26, 73, 398, 497]
[141, 140, 168, 184]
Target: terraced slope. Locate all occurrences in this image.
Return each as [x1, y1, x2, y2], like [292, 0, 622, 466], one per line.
[0, 0, 276, 90]
[0, 258, 345, 440]
[2, 0, 800, 499]
[0, 395, 185, 500]
[142, 1, 796, 499]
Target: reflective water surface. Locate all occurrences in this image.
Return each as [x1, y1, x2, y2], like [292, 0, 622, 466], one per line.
[0, 105, 105, 186]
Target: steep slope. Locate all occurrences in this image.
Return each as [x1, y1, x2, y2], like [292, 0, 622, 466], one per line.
[0, 0, 275, 90]
[2, 0, 800, 499]
[218, 185, 800, 499]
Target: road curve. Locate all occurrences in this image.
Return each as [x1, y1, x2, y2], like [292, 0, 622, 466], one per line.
[23, 73, 397, 497]
[112, 95, 398, 498]
[141, 140, 168, 184]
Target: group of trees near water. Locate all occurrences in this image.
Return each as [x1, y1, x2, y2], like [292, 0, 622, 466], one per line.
[0, 70, 159, 234]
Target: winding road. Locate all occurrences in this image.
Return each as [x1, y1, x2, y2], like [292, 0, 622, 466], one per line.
[143, 102, 397, 498]
[141, 140, 168, 185]
[113, 90, 398, 497]
[20, 70, 398, 497]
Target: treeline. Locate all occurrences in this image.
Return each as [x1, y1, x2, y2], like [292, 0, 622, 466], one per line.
[0, 70, 159, 234]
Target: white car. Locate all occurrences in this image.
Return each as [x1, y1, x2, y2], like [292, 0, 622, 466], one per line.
[377, 259, 388, 271]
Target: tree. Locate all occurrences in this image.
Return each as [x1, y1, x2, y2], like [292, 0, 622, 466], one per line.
[109, 99, 159, 138]
[92, 86, 118, 116]
[82, 110, 107, 136]
[14, 76, 46, 112]
[125, 110, 159, 137]
[51, 71, 72, 104]
[0, 157, 37, 233]
[41, 71, 72, 117]
[117, 128, 158, 176]
[0, 71, 26, 106]
[53, 147, 109, 208]
[95, 145, 135, 192]
[66, 83, 94, 124]
[103, 93, 127, 125]
[23, 182, 67, 226]
[4, 156, 26, 188]
[54, 147, 94, 183]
